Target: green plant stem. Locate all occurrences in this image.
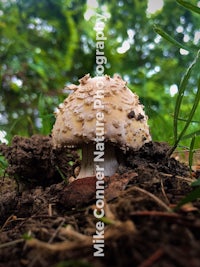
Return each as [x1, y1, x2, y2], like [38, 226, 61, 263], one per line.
[168, 50, 200, 156]
[189, 135, 196, 174]
[153, 25, 193, 53]
[169, 78, 200, 156]
[176, 0, 200, 14]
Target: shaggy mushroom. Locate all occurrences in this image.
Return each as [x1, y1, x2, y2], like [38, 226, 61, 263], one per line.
[52, 74, 151, 179]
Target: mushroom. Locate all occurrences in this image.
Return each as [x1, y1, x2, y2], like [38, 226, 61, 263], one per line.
[52, 74, 151, 179]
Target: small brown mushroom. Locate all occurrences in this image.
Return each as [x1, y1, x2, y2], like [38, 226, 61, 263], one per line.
[52, 74, 151, 179]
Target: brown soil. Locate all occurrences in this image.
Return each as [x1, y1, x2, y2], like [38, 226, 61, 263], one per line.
[0, 135, 200, 267]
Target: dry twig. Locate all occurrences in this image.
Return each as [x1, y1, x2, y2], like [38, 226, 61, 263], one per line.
[138, 248, 164, 267]
[129, 186, 171, 212]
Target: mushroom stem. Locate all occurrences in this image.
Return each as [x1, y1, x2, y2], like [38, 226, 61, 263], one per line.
[77, 143, 119, 179]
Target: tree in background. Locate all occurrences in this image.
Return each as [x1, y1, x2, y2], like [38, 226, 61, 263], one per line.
[102, 0, 200, 144]
[0, 0, 199, 147]
[0, 0, 88, 135]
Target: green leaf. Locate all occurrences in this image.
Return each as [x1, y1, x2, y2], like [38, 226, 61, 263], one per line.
[29, 62, 46, 79]
[0, 155, 8, 176]
[37, 94, 54, 135]
[176, 0, 200, 14]
[176, 117, 200, 124]
[22, 232, 32, 240]
[174, 186, 200, 210]
[153, 25, 193, 53]
[99, 216, 116, 225]
[191, 179, 200, 187]
[55, 165, 67, 182]
[188, 135, 195, 172]
[182, 130, 200, 140]
[169, 51, 200, 155]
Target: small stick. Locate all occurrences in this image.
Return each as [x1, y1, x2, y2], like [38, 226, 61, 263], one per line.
[48, 204, 54, 217]
[160, 177, 170, 204]
[130, 186, 171, 212]
[0, 239, 24, 249]
[160, 172, 194, 183]
[0, 215, 22, 232]
[60, 225, 91, 242]
[28, 219, 66, 267]
[48, 219, 65, 244]
[138, 248, 164, 267]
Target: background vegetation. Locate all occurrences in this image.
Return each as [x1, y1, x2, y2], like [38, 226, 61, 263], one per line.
[0, 0, 200, 150]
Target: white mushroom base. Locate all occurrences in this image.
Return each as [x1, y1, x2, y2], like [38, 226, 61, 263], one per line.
[77, 143, 119, 179]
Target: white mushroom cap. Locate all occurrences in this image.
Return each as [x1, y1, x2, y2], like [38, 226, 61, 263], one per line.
[52, 74, 151, 151]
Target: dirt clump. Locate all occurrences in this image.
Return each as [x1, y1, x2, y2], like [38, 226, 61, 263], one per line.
[0, 135, 200, 267]
[0, 135, 79, 190]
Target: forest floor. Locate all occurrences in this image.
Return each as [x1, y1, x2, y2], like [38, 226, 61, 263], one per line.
[0, 135, 200, 267]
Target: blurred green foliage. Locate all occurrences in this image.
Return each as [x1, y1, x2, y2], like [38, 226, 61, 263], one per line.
[0, 0, 200, 148]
